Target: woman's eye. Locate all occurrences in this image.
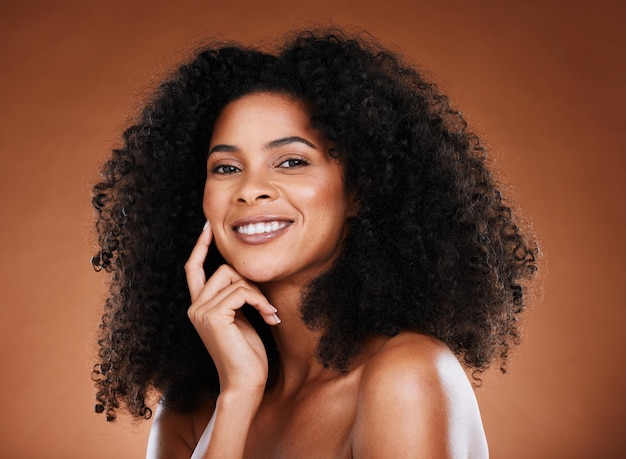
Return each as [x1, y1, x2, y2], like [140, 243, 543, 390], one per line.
[210, 164, 240, 175]
[278, 158, 309, 168]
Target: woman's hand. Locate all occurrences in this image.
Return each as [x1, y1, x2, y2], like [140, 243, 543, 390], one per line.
[185, 221, 281, 396]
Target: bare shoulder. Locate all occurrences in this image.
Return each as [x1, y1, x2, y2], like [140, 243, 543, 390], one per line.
[361, 332, 470, 394]
[352, 332, 488, 458]
[358, 333, 473, 420]
[146, 395, 216, 459]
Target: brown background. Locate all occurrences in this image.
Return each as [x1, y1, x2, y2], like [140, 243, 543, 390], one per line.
[1, 0, 624, 457]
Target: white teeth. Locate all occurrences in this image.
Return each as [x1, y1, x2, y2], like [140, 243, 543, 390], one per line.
[236, 221, 289, 235]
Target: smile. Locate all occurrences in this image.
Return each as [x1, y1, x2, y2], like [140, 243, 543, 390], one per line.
[235, 221, 292, 235]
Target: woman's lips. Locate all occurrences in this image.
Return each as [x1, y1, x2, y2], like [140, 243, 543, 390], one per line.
[231, 218, 293, 245]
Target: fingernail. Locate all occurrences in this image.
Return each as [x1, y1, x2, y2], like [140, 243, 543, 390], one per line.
[272, 314, 281, 324]
[270, 305, 278, 313]
[203, 220, 210, 231]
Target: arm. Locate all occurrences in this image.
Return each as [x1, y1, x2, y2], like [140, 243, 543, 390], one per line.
[351, 334, 488, 459]
[146, 392, 262, 459]
[147, 222, 279, 458]
[190, 390, 262, 459]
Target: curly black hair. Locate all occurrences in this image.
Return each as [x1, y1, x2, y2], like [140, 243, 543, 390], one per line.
[91, 28, 537, 422]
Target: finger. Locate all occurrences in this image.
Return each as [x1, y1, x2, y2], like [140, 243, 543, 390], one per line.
[185, 221, 213, 300]
[191, 279, 281, 325]
[218, 281, 281, 324]
[193, 264, 248, 304]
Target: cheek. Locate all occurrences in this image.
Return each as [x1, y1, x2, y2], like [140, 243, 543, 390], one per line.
[202, 186, 231, 247]
[317, 176, 351, 215]
[201, 183, 210, 214]
[300, 170, 346, 205]
[202, 196, 212, 220]
[305, 184, 352, 231]
[202, 184, 220, 220]
[202, 193, 225, 247]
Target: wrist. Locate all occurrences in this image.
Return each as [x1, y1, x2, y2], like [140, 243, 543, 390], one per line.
[217, 387, 264, 413]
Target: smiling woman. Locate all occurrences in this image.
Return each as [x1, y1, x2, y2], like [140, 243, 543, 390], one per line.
[204, 93, 353, 286]
[91, 28, 537, 458]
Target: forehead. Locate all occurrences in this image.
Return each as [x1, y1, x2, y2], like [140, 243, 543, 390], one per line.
[210, 93, 318, 143]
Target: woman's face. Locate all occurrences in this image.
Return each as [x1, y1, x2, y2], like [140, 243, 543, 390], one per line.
[203, 92, 354, 286]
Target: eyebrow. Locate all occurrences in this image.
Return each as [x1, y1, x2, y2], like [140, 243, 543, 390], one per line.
[208, 136, 318, 156]
[266, 136, 318, 150]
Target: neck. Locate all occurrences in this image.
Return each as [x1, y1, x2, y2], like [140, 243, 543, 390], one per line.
[259, 281, 331, 394]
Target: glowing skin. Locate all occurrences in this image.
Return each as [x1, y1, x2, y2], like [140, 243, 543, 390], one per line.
[203, 92, 354, 288]
[152, 95, 488, 459]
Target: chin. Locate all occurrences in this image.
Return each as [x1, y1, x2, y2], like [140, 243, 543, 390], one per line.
[225, 260, 279, 283]
[239, 268, 285, 284]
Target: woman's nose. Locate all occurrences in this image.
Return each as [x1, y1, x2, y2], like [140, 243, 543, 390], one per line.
[236, 170, 278, 204]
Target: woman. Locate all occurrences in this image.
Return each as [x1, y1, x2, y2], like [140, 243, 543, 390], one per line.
[92, 29, 537, 458]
